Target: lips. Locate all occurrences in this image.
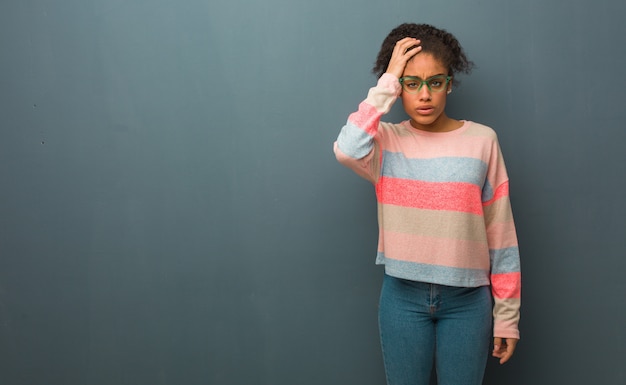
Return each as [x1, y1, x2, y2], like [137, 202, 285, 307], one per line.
[416, 106, 435, 115]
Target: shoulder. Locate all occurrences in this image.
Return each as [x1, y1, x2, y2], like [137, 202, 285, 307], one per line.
[378, 121, 412, 138]
[464, 121, 499, 142]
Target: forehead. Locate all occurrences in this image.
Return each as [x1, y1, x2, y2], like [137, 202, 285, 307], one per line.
[403, 53, 448, 78]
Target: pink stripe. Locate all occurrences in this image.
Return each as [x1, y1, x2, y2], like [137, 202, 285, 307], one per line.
[486, 221, 518, 249]
[491, 272, 521, 299]
[382, 129, 487, 159]
[376, 177, 483, 215]
[483, 181, 509, 206]
[348, 102, 380, 136]
[380, 231, 490, 270]
[493, 318, 520, 339]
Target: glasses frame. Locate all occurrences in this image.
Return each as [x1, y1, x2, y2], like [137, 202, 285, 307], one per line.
[398, 75, 452, 93]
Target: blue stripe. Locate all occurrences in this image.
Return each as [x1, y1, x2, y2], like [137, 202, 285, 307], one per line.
[376, 252, 490, 287]
[489, 247, 520, 273]
[382, 152, 487, 187]
[337, 122, 374, 159]
[482, 181, 494, 202]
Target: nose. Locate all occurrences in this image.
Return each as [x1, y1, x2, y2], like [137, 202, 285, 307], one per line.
[418, 84, 432, 101]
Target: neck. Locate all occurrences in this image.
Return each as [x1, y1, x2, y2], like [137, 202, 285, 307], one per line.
[410, 115, 462, 133]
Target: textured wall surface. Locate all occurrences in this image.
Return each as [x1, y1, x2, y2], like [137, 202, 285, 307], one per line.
[1, 1, 625, 384]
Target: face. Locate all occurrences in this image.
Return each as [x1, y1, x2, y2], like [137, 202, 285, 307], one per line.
[400, 53, 453, 131]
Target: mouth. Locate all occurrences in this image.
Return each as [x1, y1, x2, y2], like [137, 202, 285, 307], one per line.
[416, 106, 435, 115]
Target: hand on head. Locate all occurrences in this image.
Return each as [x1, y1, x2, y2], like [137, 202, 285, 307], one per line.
[385, 37, 422, 79]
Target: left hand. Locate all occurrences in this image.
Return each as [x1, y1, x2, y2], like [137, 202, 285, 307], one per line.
[492, 337, 518, 364]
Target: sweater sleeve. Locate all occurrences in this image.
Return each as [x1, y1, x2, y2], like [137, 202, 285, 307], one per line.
[483, 141, 522, 339]
[334, 73, 401, 183]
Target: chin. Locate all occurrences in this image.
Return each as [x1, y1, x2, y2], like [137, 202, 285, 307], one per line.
[411, 116, 439, 127]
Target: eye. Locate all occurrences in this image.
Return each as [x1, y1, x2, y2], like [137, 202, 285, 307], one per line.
[430, 80, 442, 87]
[405, 81, 420, 89]
[428, 77, 447, 90]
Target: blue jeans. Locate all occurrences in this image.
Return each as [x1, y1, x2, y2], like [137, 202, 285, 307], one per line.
[378, 274, 492, 385]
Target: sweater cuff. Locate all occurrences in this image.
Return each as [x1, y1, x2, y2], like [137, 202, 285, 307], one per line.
[494, 329, 520, 340]
[379, 73, 402, 96]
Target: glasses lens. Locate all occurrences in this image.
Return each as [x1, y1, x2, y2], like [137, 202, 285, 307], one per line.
[428, 76, 448, 92]
[401, 78, 421, 93]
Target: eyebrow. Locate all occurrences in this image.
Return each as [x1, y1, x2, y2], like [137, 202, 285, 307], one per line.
[402, 73, 447, 80]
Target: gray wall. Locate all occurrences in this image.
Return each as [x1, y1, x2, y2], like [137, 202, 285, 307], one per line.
[1, 0, 625, 384]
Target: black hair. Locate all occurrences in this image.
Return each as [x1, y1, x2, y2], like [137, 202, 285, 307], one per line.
[372, 23, 474, 79]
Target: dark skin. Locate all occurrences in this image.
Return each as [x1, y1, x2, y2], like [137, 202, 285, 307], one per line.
[387, 37, 519, 364]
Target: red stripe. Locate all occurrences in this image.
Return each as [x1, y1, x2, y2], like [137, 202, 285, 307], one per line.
[491, 272, 521, 299]
[483, 181, 509, 206]
[376, 177, 483, 215]
[348, 102, 380, 136]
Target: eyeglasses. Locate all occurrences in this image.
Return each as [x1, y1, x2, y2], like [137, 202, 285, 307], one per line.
[399, 75, 452, 93]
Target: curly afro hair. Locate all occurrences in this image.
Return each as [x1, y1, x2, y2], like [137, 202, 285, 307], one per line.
[372, 23, 473, 79]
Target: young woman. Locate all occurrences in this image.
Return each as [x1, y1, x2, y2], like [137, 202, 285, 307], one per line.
[334, 23, 521, 385]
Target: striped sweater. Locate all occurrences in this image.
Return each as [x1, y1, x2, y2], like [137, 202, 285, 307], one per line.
[334, 73, 521, 339]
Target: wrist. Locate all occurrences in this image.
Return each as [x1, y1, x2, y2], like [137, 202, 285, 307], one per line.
[378, 73, 402, 95]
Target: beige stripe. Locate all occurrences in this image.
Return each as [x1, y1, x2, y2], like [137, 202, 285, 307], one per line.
[493, 298, 521, 327]
[378, 204, 487, 242]
[483, 197, 514, 224]
[382, 231, 491, 270]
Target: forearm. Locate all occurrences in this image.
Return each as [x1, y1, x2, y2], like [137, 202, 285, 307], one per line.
[485, 185, 521, 339]
[492, 295, 521, 339]
[334, 73, 400, 179]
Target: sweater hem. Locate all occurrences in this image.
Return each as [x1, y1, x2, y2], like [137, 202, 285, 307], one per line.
[377, 255, 490, 288]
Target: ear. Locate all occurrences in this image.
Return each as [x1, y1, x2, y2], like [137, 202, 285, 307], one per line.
[446, 78, 453, 94]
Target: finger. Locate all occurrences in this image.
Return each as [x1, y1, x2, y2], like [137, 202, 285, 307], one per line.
[404, 44, 422, 58]
[497, 339, 518, 364]
[499, 352, 512, 365]
[395, 38, 421, 54]
[395, 37, 420, 45]
[393, 38, 420, 50]
[505, 338, 517, 357]
[393, 41, 422, 65]
[492, 337, 502, 354]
